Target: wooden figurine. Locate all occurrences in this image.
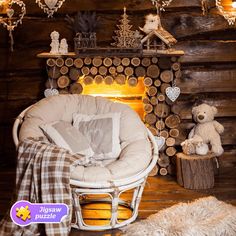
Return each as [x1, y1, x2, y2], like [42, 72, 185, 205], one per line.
[112, 7, 142, 49]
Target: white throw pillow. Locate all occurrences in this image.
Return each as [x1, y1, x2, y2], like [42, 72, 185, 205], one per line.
[73, 113, 121, 161]
[40, 121, 94, 157]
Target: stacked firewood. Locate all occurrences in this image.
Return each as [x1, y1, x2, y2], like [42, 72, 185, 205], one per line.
[46, 56, 149, 92]
[142, 57, 181, 176]
[45, 56, 182, 176]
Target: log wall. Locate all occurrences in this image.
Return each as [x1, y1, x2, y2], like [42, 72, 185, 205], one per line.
[0, 0, 235, 169]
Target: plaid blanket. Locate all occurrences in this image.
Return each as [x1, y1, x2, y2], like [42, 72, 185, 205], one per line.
[0, 138, 89, 236]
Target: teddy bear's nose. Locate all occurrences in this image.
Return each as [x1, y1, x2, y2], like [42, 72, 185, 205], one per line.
[198, 115, 204, 120]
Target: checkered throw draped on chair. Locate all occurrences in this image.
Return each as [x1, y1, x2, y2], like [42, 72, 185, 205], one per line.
[0, 138, 89, 236]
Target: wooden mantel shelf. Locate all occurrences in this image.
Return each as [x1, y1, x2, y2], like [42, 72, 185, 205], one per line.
[37, 49, 184, 59]
[37, 52, 76, 58]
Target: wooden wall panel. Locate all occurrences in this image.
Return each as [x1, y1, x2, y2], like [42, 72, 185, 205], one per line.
[0, 0, 235, 169]
[172, 93, 236, 119]
[7, 77, 44, 100]
[0, 99, 38, 124]
[178, 41, 236, 63]
[177, 68, 236, 93]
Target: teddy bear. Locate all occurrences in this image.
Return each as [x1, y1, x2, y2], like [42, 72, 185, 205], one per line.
[181, 103, 224, 156]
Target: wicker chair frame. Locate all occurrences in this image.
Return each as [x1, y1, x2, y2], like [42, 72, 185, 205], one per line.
[12, 105, 159, 230]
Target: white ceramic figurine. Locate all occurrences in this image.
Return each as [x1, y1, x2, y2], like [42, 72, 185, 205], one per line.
[50, 30, 60, 54]
[59, 38, 68, 54]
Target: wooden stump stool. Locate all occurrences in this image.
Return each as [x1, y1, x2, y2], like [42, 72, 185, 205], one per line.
[176, 152, 216, 189]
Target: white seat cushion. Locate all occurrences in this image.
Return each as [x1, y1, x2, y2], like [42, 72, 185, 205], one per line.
[19, 95, 152, 182]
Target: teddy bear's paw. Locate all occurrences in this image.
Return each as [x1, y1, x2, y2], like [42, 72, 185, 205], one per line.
[218, 126, 224, 134]
[212, 146, 224, 156]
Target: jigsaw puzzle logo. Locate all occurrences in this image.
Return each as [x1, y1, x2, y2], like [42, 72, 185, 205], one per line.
[16, 205, 31, 222]
[10, 200, 68, 227]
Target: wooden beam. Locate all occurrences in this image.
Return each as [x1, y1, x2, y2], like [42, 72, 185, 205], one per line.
[177, 41, 236, 63]
[172, 93, 236, 119]
[177, 68, 236, 93]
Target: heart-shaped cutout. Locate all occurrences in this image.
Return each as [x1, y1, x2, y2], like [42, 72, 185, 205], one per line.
[44, 0, 58, 9]
[165, 86, 180, 102]
[36, 0, 65, 17]
[44, 88, 59, 98]
[155, 136, 165, 150]
[6, 8, 14, 18]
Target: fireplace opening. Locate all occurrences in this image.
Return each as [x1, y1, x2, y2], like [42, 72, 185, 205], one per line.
[81, 77, 145, 118]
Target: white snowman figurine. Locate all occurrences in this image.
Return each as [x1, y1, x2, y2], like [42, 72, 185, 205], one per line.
[59, 38, 68, 54]
[50, 31, 60, 54]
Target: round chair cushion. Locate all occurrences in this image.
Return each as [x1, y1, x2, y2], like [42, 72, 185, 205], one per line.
[19, 95, 151, 182]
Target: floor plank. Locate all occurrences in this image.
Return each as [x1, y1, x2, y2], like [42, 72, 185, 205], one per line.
[0, 166, 235, 236]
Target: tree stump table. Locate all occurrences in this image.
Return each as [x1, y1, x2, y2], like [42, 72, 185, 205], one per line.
[176, 152, 216, 189]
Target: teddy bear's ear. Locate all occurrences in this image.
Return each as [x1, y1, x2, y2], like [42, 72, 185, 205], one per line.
[212, 106, 218, 115]
[192, 106, 197, 114]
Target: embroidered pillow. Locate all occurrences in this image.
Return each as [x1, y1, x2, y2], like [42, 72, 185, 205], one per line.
[40, 121, 94, 157]
[73, 113, 121, 161]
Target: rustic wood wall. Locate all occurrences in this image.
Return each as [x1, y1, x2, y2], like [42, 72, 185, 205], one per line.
[0, 0, 235, 169]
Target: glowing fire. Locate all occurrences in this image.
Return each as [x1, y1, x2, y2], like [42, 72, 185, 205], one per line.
[79, 76, 146, 118]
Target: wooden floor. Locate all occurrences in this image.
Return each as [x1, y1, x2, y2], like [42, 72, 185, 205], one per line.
[0, 167, 236, 236]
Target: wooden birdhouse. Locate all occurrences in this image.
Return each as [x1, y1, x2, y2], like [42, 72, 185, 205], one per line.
[141, 27, 177, 50]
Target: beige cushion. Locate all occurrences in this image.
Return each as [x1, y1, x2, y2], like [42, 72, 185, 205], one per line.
[40, 121, 94, 157]
[73, 112, 121, 161]
[19, 95, 151, 182]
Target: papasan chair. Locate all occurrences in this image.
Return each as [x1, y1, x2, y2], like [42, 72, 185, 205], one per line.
[12, 94, 158, 230]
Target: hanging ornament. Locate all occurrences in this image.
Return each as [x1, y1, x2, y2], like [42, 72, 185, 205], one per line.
[150, 0, 173, 11]
[44, 66, 59, 98]
[36, 0, 66, 18]
[166, 86, 180, 102]
[154, 105, 166, 150]
[0, 0, 26, 51]
[165, 69, 180, 102]
[155, 136, 165, 150]
[44, 88, 59, 97]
